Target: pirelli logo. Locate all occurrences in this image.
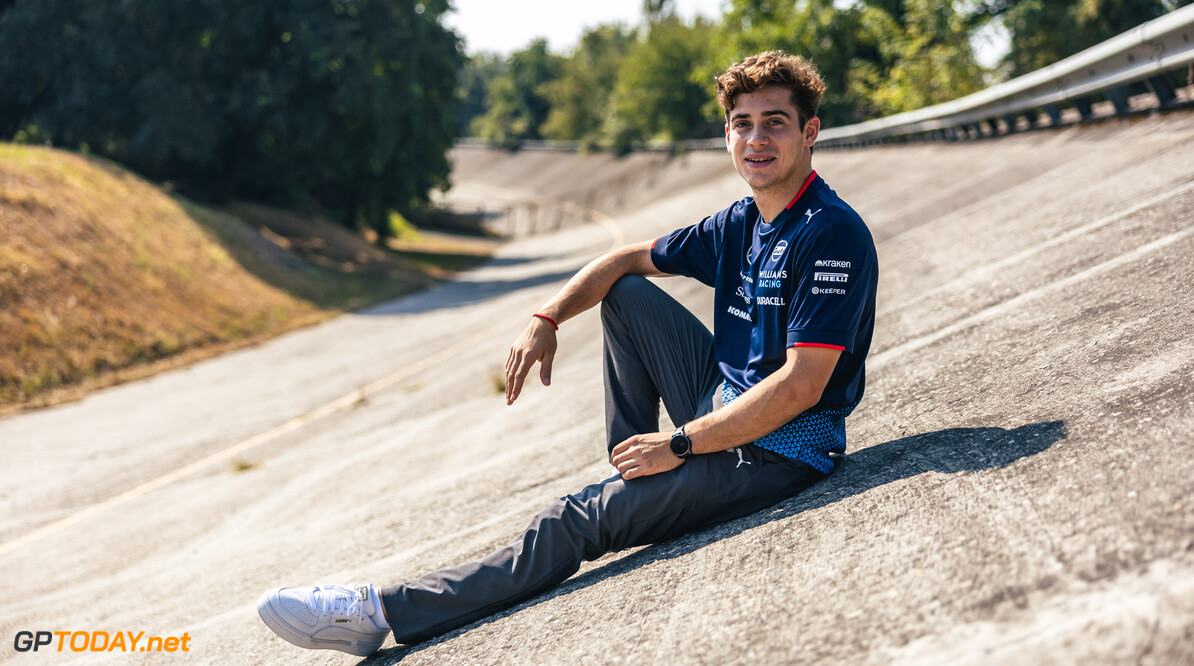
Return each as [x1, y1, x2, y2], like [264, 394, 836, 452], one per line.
[813, 272, 849, 283]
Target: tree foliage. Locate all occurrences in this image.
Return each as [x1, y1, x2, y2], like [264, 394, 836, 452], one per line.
[469, 40, 563, 146]
[540, 24, 637, 148]
[972, 0, 1191, 77]
[458, 53, 504, 136]
[852, 0, 985, 117]
[611, 17, 720, 148]
[457, 0, 1188, 151]
[0, 0, 462, 239]
[20, 0, 1175, 198]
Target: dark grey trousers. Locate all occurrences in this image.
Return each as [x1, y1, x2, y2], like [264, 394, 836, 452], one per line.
[381, 276, 826, 644]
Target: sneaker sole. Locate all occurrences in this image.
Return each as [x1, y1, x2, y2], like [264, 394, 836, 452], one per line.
[256, 589, 385, 657]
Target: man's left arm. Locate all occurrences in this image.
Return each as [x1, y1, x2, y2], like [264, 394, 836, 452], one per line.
[610, 345, 839, 479]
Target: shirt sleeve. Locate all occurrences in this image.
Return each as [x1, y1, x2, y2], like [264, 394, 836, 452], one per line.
[649, 209, 727, 288]
[786, 226, 876, 353]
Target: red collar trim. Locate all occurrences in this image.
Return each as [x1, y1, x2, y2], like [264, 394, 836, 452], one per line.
[784, 171, 818, 210]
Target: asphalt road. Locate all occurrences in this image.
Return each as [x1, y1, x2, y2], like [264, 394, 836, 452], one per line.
[2, 112, 1193, 665]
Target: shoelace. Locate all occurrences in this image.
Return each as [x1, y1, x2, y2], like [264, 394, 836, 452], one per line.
[312, 586, 366, 625]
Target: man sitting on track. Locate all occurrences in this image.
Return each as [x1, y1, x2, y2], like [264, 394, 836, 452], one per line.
[257, 50, 879, 656]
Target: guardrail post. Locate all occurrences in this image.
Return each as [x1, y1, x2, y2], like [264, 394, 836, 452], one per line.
[1105, 87, 1131, 115]
[1045, 104, 1063, 125]
[1146, 74, 1177, 107]
[1024, 111, 1038, 129]
[1002, 114, 1019, 133]
[1074, 97, 1094, 121]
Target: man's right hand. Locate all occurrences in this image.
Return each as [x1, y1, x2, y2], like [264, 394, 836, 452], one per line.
[504, 316, 557, 405]
[501, 241, 660, 406]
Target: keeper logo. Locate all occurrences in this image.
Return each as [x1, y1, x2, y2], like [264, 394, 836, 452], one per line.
[811, 287, 846, 296]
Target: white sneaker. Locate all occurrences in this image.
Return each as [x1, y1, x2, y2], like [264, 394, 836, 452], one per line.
[257, 583, 389, 656]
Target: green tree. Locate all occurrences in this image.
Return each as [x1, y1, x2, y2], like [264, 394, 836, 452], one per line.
[470, 39, 563, 145]
[610, 16, 719, 148]
[540, 24, 637, 147]
[973, 0, 1191, 76]
[458, 53, 504, 136]
[0, 0, 462, 240]
[851, 0, 985, 117]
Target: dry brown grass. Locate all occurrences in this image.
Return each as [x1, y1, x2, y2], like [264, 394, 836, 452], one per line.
[0, 144, 492, 413]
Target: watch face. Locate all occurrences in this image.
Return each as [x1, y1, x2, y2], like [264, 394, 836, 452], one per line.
[670, 430, 691, 458]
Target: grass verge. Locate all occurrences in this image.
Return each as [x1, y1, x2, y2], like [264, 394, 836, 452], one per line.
[0, 144, 493, 414]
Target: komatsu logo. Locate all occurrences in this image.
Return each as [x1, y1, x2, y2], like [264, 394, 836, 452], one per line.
[814, 272, 849, 283]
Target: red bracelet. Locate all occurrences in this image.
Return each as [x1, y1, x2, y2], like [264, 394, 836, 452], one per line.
[533, 313, 559, 330]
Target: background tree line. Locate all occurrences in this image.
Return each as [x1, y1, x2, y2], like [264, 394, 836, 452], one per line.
[1, 0, 1188, 241]
[464, 0, 1191, 151]
[0, 0, 460, 240]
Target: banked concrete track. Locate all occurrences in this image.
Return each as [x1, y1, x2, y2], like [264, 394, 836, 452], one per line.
[1, 113, 1193, 665]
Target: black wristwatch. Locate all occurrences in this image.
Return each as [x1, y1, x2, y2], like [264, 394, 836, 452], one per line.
[669, 424, 693, 459]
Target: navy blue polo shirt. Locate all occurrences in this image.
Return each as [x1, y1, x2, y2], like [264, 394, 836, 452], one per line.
[650, 171, 877, 473]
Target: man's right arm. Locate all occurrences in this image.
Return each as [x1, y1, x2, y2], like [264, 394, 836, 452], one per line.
[504, 239, 663, 405]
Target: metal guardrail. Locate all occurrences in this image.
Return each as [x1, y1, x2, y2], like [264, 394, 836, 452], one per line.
[457, 6, 1194, 153]
[816, 4, 1194, 147]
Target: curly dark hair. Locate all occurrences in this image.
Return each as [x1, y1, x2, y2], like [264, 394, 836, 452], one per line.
[716, 51, 827, 127]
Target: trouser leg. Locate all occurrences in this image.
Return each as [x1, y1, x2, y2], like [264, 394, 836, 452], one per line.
[379, 275, 824, 644]
[601, 275, 721, 452]
[380, 445, 824, 644]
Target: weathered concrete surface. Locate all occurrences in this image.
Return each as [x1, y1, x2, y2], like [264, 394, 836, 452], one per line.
[2, 112, 1193, 665]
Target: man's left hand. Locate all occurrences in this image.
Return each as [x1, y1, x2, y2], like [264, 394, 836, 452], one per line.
[611, 432, 683, 480]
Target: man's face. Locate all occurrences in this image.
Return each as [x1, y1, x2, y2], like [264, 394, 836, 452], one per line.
[725, 86, 819, 197]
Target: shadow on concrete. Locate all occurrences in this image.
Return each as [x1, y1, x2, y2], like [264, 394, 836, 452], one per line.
[475, 255, 561, 268]
[361, 269, 578, 316]
[366, 420, 1066, 664]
